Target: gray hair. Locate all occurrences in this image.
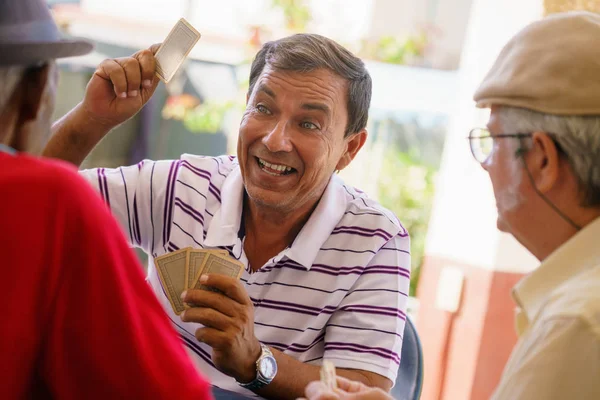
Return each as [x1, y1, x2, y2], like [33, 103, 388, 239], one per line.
[247, 33, 372, 137]
[0, 66, 25, 114]
[498, 105, 600, 207]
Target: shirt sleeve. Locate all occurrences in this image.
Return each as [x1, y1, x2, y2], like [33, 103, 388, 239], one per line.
[492, 316, 600, 400]
[323, 233, 411, 383]
[79, 159, 180, 256]
[41, 171, 212, 399]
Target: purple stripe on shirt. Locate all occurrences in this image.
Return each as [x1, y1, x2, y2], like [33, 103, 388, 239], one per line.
[362, 269, 411, 279]
[208, 184, 222, 203]
[180, 161, 222, 202]
[132, 195, 141, 246]
[211, 157, 228, 178]
[340, 305, 407, 320]
[331, 228, 392, 241]
[252, 297, 406, 320]
[96, 168, 105, 203]
[262, 332, 326, 353]
[165, 161, 182, 245]
[119, 168, 134, 244]
[365, 265, 410, 274]
[333, 225, 393, 237]
[177, 179, 208, 200]
[253, 298, 337, 314]
[174, 197, 205, 225]
[172, 222, 203, 247]
[162, 161, 177, 246]
[325, 342, 400, 364]
[101, 168, 111, 207]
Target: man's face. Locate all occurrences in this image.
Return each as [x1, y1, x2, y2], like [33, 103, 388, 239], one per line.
[481, 107, 528, 233]
[237, 66, 353, 213]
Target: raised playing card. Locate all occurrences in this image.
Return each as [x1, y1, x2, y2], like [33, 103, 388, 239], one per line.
[154, 248, 191, 314]
[155, 18, 201, 83]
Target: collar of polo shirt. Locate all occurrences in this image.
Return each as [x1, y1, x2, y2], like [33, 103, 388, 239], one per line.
[512, 216, 600, 325]
[203, 167, 348, 270]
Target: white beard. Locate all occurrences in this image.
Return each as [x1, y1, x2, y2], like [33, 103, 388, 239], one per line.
[497, 159, 525, 215]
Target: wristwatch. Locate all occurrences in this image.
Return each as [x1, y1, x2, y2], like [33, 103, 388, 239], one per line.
[238, 343, 278, 390]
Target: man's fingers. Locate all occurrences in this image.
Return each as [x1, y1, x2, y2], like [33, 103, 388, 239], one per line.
[116, 57, 142, 97]
[304, 381, 340, 400]
[136, 47, 158, 88]
[335, 377, 368, 393]
[182, 288, 241, 318]
[149, 42, 161, 55]
[181, 307, 230, 330]
[194, 327, 229, 349]
[197, 274, 250, 305]
[96, 59, 127, 98]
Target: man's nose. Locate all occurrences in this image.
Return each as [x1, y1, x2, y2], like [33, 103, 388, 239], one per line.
[262, 121, 293, 153]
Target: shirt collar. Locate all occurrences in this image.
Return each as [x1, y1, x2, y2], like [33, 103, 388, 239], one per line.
[285, 174, 348, 269]
[204, 167, 244, 248]
[512, 216, 600, 324]
[204, 168, 348, 270]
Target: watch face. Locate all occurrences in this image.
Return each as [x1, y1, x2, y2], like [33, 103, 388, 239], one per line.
[259, 356, 278, 380]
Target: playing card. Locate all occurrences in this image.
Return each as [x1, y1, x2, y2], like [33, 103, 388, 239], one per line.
[155, 18, 201, 83]
[320, 360, 337, 390]
[192, 252, 244, 292]
[154, 247, 191, 314]
[186, 249, 229, 290]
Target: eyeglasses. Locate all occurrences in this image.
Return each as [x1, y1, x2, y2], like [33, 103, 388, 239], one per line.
[468, 128, 531, 163]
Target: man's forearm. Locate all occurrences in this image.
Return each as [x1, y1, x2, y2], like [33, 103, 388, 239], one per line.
[44, 103, 112, 166]
[255, 349, 391, 400]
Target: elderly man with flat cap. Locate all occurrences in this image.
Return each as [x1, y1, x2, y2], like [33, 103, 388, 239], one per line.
[0, 1, 211, 398]
[304, 10, 600, 400]
[470, 10, 600, 400]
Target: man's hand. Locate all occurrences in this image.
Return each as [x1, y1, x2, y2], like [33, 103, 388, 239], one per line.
[45, 44, 163, 165]
[82, 44, 161, 130]
[181, 274, 262, 383]
[302, 377, 393, 400]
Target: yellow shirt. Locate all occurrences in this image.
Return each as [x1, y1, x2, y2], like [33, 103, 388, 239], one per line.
[492, 217, 600, 400]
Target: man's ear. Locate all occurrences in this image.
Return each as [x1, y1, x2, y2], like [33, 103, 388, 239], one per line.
[528, 131, 561, 194]
[17, 64, 51, 125]
[336, 129, 368, 171]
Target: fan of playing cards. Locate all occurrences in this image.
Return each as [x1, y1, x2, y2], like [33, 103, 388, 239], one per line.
[154, 248, 244, 315]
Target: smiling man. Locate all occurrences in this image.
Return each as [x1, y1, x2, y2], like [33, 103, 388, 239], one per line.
[44, 34, 410, 399]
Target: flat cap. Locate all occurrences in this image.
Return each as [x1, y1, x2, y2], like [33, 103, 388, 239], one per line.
[474, 11, 600, 115]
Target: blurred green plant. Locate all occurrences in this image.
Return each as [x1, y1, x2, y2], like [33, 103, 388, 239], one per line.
[377, 149, 436, 296]
[183, 100, 237, 134]
[272, 0, 312, 31]
[360, 32, 428, 65]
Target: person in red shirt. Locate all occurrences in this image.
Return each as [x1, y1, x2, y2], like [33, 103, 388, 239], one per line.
[0, 1, 211, 398]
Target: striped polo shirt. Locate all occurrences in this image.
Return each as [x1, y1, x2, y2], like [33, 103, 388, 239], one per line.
[81, 154, 410, 395]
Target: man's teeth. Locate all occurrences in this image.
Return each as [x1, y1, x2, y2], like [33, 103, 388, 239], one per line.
[258, 158, 292, 173]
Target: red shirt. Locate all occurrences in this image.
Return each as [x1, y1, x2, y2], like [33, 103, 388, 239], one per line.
[0, 152, 212, 399]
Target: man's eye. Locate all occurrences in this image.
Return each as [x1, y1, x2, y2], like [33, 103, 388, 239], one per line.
[301, 121, 318, 130]
[256, 105, 271, 114]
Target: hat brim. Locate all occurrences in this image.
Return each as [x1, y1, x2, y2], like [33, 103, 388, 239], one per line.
[0, 39, 94, 67]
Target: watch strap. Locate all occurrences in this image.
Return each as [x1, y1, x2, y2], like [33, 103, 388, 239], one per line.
[238, 344, 276, 390]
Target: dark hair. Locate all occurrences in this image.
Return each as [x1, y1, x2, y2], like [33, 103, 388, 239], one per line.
[247, 33, 372, 137]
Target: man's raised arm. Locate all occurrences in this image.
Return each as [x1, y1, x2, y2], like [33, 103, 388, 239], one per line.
[44, 45, 161, 166]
